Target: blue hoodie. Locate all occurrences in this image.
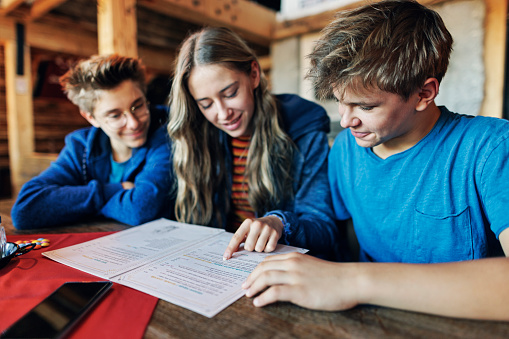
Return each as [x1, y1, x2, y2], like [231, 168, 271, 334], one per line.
[12, 120, 175, 229]
[215, 94, 342, 260]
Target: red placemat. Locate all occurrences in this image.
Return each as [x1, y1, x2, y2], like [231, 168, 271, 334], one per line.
[1, 232, 158, 338]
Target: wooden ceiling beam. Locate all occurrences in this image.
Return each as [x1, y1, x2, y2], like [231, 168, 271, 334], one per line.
[137, 0, 275, 47]
[0, 0, 25, 16]
[26, 20, 98, 56]
[30, 0, 68, 21]
[26, 19, 170, 72]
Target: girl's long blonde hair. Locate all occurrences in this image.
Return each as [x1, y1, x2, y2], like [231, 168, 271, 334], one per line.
[168, 27, 295, 226]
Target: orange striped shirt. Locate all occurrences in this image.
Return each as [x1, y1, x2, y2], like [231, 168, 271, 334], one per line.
[230, 136, 255, 230]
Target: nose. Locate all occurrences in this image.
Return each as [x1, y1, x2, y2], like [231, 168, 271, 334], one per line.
[339, 105, 361, 129]
[216, 100, 232, 121]
[124, 111, 142, 129]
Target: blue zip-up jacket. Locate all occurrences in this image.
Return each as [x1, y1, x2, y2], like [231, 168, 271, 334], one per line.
[12, 122, 174, 229]
[215, 94, 341, 259]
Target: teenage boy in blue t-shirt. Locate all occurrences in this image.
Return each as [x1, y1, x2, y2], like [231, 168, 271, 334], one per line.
[243, 0, 509, 320]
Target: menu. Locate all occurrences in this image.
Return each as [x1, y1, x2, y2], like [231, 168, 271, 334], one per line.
[43, 218, 307, 317]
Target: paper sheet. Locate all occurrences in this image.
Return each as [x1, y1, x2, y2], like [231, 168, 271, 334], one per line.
[43, 219, 307, 317]
[43, 219, 223, 278]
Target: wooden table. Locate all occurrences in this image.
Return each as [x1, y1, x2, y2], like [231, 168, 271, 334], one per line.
[2, 199, 509, 338]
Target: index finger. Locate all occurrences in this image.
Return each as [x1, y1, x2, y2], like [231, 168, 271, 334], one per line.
[223, 222, 251, 260]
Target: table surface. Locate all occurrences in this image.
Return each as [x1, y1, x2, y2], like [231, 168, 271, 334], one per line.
[1, 198, 509, 338]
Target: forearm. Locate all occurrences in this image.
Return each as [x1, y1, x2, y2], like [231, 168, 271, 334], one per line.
[12, 180, 106, 229]
[356, 258, 509, 320]
[101, 180, 173, 225]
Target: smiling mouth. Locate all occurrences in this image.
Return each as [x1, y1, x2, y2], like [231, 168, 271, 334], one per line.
[125, 129, 146, 138]
[224, 114, 242, 126]
[351, 130, 370, 138]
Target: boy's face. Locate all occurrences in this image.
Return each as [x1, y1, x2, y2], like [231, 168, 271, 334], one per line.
[82, 80, 150, 159]
[334, 84, 428, 157]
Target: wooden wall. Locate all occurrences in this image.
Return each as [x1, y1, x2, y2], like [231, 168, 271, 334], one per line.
[30, 49, 88, 153]
[32, 99, 85, 153]
[0, 45, 10, 198]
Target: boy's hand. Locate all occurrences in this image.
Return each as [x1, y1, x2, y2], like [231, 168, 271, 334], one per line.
[242, 252, 360, 311]
[223, 216, 284, 260]
[121, 181, 135, 190]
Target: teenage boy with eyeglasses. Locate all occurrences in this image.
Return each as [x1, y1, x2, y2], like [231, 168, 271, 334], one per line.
[12, 54, 175, 229]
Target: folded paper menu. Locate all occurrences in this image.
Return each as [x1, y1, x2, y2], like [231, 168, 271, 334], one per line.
[43, 218, 307, 317]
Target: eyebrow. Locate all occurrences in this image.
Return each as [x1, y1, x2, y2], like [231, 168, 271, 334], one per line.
[345, 100, 379, 106]
[339, 95, 381, 106]
[101, 96, 144, 114]
[195, 81, 238, 102]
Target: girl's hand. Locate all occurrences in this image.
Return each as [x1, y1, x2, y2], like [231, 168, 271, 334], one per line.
[223, 216, 284, 260]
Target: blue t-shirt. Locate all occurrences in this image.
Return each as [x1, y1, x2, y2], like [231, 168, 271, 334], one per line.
[109, 155, 129, 183]
[329, 107, 509, 263]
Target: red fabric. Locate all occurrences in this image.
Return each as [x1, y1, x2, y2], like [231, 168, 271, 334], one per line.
[1, 232, 158, 338]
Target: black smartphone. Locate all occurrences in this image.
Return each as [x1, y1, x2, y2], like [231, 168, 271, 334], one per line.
[1, 281, 113, 339]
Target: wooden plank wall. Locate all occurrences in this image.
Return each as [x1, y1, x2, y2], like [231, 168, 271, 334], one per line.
[32, 99, 86, 153]
[0, 46, 7, 168]
[30, 49, 89, 154]
[0, 45, 12, 198]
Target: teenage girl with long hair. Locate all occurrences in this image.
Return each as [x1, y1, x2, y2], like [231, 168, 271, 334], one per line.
[168, 27, 340, 260]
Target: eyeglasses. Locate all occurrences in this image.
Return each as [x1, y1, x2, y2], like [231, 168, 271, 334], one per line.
[103, 100, 150, 130]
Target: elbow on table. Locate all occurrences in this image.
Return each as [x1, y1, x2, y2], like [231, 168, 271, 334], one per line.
[11, 212, 35, 230]
[11, 200, 56, 230]
[10, 203, 25, 230]
[10, 191, 41, 229]
[11, 210, 50, 230]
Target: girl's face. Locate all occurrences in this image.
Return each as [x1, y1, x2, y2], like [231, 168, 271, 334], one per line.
[187, 61, 260, 138]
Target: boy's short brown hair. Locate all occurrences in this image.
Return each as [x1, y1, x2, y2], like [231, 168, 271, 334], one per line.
[307, 0, 453, 101]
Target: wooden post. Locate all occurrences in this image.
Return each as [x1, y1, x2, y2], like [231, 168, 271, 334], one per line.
[4, 29, 34, 195]
[97, 0, 138, 57]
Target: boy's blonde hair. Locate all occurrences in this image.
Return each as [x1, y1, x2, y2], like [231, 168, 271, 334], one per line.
[60, 54, 146, 114]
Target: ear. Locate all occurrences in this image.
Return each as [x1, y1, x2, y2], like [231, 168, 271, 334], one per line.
[415, 78, 439, 111]
[250, 60, 261, 90]
[80, 110, 101, 128]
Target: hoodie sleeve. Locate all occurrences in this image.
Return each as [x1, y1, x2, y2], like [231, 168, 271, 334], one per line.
[264, 130, 344, 261]
[99, 127, 174, 226]
[11, 130, 109, 230]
